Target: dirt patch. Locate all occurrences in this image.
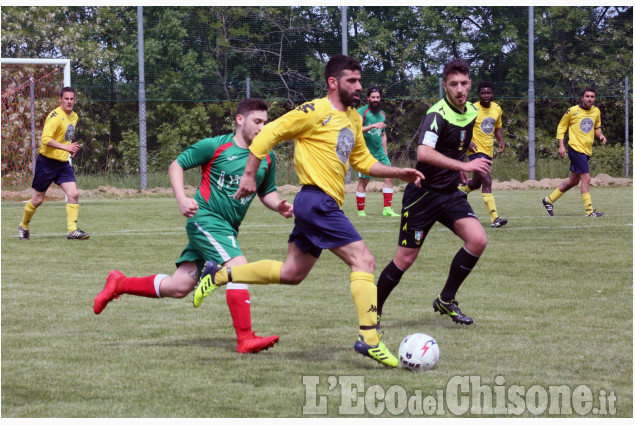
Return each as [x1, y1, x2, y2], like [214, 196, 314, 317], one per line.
[2, 175, 630, 201]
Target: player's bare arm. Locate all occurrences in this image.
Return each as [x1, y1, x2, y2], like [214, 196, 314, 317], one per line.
[45, 139, 82, 156]
[495, 128, 505, 153]
[557, 139, 567, 158]
[418, 145, 491, 174]
[596, 128, 607, 145]
[367, 161, 424, 187]
[234, 152, 262, 199]
[168, 160, 198, 218]
[259, 191, 294, 218]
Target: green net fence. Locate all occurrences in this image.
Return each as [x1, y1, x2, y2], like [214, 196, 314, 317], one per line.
[1, 6, 632, 193]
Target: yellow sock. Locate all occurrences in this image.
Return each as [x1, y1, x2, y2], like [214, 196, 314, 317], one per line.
[219, 260, 282, 285]
[21, 201, 37, 229]
[350, 271, 379, 345]
[66, 203, 79, 232]
[458, 184, 472, 194]
[582, 192, 593, 215]
[481, 193, 499, 222]
[547, 188, 564, 204]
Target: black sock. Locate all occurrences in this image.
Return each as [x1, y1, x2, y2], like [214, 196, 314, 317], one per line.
[440, 247, 480, 301]
[377, 260, 405, 316]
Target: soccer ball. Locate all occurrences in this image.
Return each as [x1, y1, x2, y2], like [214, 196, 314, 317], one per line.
[398, 333, 440, 371]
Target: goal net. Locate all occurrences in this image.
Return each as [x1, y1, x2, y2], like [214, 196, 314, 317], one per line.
[1, 62, 66, 192]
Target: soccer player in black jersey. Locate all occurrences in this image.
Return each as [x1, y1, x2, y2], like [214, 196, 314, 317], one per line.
[376, 58, 492, 326]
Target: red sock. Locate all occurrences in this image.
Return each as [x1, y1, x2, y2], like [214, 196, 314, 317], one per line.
[356, 194, 366, 211]
[118, 275, 160, 298]
[383, 191, 393, 207]
[226, 289, 253, 340]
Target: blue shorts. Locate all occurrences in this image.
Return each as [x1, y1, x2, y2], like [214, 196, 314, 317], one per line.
[467, 152, 492, 162]
[568, 146, 590, 174]
[31, 154, 76, 192]
[288, 185, 362, 258]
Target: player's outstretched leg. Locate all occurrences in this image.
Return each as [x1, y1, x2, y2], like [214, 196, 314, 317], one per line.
[354, 334, 398, 367]
[542, 197, 554, 216]
[94, 270, 125, 314]
[193, 260, 223, 308]
[237, 333, 280, 353]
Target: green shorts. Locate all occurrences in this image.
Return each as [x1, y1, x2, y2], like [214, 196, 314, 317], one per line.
[357, 152, 391, 179]
[176, 215, 242, 272]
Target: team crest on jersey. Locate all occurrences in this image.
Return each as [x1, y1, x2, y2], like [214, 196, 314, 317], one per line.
[460, 130, 466, 142]
[414, 230, 423, 244]
[580, 117, 594, 133]
[65, 124, 75, 142]
[481, 117, 495, 135]
[335, 127, 355, 163]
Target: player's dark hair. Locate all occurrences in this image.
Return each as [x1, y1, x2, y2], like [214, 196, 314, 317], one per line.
[581, 87, 596, 97]
[235, 98, 268, 117]
[367, 85, 382, 97]
[59, 86, 75, 98]
[477, 81, 494, 94]
[325, 54, 362, 83]
[442, 58, 470, 81]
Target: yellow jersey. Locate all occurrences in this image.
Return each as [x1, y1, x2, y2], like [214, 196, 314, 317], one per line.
[468, 100, 502, 158]
[39, 106, 79, 162]
[557, 105, 602, 156]
[250, 97, 377, 206]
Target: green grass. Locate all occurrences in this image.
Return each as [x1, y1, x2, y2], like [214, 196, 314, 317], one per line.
[1, 187, 632, 417]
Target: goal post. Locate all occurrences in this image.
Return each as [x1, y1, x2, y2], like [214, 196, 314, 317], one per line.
[1, 58, 70, 192]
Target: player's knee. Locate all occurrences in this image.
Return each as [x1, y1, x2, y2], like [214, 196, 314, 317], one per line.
[467, 233, 488, 256]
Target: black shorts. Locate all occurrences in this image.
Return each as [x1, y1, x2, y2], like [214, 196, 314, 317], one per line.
[397, 187, 478, 248]
[31, 154, 76, 192]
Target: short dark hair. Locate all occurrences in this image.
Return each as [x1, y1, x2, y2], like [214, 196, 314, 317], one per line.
[477, 81, 494, 94]
[235, 98, 268, 117]
[581, 87, 596, 97]
[325, 54, 362, 83]
[59, 87, 75, 97]
[366, 85, 382, 97]
[442, 58, 470, 81]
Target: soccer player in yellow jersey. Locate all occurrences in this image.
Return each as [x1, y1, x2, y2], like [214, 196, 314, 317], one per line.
[193, 54, 424, 367]
[458, 81, 507, 228]
[542, 87, 607, 217]
[18, 87, 90, 240]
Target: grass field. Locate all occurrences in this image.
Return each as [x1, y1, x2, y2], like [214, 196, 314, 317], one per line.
[1, 187, 632, 418]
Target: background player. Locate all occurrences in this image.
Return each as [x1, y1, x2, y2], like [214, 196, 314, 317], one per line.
[376, 59, 491, 327]
[18, 87, 90, 240]
[192, 55, 424, 367]
[458, 81, 507, 228]
[542, 87, 607, 217]
[355, 85, 400, 217]
[93, 99, 291, 354]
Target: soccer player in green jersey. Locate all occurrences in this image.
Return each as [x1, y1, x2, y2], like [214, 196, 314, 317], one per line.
[192, 55, 424, 367]
[93, 99, 292, 354]
[376, 59, 491, 327]
[458, 81, 508, 228]
[355, 85, 400, 217]
[542, 87, 607, 217]
[18, 87, 90, 240]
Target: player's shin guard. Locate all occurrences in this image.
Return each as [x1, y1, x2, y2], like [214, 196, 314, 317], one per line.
[66, 203, 79, 233]
[226, 284, 253, 340]
[21, 201, 37, 229]
[118, 274, 165, 298]
[377, 260, 405, 316]
[547, 188, 564, 204]
[481, 193, 499, 222]
[350, 272, 379, 345]
[440, 247, 480, 302]
[224, 260, 282, 285]
[383, 187, 393, 208]
[581, 192, 594, 215]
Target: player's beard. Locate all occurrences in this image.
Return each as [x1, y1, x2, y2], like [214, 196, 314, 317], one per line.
[369, 101, 381, 113]
[339, 88, 361, 108]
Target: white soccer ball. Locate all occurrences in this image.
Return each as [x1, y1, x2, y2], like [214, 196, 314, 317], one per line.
[398, 333, 440, 371]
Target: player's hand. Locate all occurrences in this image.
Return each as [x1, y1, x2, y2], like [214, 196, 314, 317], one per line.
[468, 141, 477, 153]
[374, 122, 387, 130]
[399, 168, 425, 187]
[600, 135, 607, 145]
[558, 145, 567, 158]
[463, 157, 491, 174]
[496, 142, 505, 155]
[459, 171, 469, 185]
[178, 197, 199, 218]
[278, 199, 294, 218]
[68, 142, 82, 157]
[234, 176, 256, 199]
